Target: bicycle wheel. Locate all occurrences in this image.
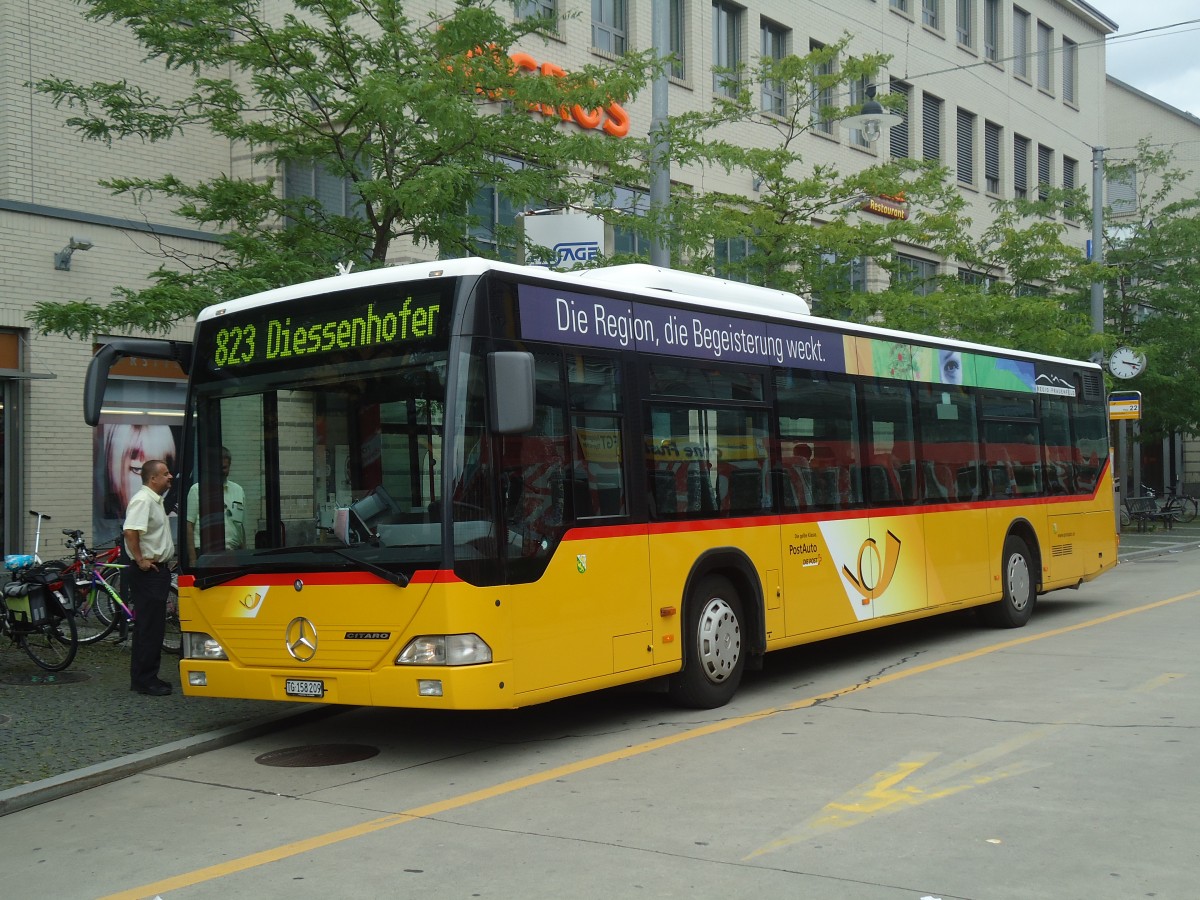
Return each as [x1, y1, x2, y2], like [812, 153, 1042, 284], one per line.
[162, 580, 181, 655]
[20, 610, 78, 671]
[74, 585, 119, 645]
[1177, 497, 1199, 524]
[1120, 505, 1130, 528]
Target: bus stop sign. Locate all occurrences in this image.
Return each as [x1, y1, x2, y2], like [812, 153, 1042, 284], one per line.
[1109, 391, 1142, 421]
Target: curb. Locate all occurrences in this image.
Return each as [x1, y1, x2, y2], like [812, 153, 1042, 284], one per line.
[0, 703, 345, 817]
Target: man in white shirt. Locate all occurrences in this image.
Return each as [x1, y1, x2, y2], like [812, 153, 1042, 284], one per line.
[123, 459, 175, 696]
[185, 446, 245, 565]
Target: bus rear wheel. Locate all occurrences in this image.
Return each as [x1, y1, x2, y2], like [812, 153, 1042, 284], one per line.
[980, 535, 1036, 628]
[669, 575, 744, 708]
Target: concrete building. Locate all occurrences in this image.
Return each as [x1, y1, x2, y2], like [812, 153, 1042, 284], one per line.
[0, 0, 1173, 552]
[1105, 76, 1200, 495]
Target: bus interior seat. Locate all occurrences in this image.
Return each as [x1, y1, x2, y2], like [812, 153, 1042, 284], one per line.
[813, 467, 841, 508]
[652, 468, 679, 517]
[725, 467, 764, 513]
[771, 468, 799, 512]
[686, 461, 716, 512]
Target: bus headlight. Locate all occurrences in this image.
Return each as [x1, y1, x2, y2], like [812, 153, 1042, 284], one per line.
[183, 632, 228, 660]
[396, 634, 492, 666]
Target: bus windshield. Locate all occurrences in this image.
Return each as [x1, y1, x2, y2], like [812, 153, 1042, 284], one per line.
[184, 277, 460, 583]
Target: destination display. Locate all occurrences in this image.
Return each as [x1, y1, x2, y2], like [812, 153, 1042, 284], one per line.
[200, 282, 452, 373]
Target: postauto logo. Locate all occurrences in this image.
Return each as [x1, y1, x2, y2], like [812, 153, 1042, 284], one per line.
[554, 242, 601, 265]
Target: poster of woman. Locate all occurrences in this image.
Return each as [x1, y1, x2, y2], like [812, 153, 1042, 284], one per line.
[92, 423, 180, 547]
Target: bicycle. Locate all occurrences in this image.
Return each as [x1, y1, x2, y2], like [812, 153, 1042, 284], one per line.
[1158, 481, 1198, 524]
[0, 510, 78, 671]
[59, 530, 181, 654]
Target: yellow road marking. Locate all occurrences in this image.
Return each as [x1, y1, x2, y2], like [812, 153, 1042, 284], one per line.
[1134, 673, 1185, 692]
[103, 588, 1200, 900]
[745, 726, 1060, 858]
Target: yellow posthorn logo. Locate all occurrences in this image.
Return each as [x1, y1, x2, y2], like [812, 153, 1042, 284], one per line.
[843, 531, 902, 602]
[240, 591, 263, 610]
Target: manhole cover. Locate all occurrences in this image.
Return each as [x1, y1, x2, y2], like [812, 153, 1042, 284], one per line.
[1, 671, 90, 686]
[255, 744, 380, 768]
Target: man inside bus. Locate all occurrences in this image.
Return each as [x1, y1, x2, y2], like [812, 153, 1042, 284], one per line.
[185, 446, 245, 565]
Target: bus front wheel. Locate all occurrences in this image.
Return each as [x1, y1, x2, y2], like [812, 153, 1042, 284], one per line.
[669, 575, 744, 708]
[981, 535, 1036, 628]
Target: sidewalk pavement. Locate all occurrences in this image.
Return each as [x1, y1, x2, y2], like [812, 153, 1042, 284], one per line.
[0, 639, 335, 816]
[2, 521, 1197, 817]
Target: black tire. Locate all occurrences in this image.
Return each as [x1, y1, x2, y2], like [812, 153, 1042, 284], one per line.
[669, 574, 745, 708]
[162, 580, 181, 655]
[20, 609, 78, 671]
[1119, 505, 1131, 528]
[74, 584, 119, 645]
[981, 535, 1036, 628]
[1171, 497, 1198, 524]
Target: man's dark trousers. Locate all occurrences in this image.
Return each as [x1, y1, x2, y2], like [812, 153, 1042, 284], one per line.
[127, 564, 171, 689]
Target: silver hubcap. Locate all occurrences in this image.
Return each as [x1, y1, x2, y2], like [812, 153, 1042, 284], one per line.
[697, 597, 741, 683]
[1006, 552, 1031, 611]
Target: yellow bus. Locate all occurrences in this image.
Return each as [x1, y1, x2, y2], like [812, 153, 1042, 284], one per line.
[85, 259, 1117, 709]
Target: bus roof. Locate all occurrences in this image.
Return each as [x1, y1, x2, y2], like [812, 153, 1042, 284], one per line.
[194, 257, 1099, 372]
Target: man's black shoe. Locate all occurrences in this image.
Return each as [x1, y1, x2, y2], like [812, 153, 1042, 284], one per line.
[131, 682, 171, 696]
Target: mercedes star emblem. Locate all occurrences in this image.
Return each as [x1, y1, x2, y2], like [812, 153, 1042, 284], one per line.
[285, 616, 318, 662]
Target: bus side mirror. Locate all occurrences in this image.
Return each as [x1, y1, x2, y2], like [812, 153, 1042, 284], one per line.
[488, 351, 535, 434]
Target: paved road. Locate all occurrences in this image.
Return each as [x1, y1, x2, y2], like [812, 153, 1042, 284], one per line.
[0, 519, 1195, 814]
[3, 532, 1200, 899]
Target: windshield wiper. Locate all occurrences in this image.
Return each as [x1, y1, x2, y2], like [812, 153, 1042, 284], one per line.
[252, 544, 410, 587]
[195, 567, 255, 590]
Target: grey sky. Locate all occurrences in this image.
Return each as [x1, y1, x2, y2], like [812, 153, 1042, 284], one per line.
[1098, 0, 1200, 116]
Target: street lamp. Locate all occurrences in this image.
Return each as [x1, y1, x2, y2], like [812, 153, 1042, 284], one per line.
[842, 84, 904, 143]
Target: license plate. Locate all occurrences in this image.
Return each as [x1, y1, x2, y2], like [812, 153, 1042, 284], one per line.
[285, 678, 324, 698]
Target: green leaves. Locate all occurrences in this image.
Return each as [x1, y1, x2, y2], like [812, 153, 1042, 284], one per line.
[30, 0, 655, 337]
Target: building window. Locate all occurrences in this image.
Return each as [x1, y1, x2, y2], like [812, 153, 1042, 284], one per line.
[1037, 144, 1053, 202]
[984, 120, 1001, 193]
[959, 269, 996, 290]
[592, 0, 627, 54]
[1036, 21, 1053, 92]
[516, 1, 556, 23]
[283, 160, 362, 218]
[810, 40, 835, 135]
[957, 0, 974, 48]
[1062, 38, 1077, 104]
[984, 0, 1000, 62]
[816, 253, 868, 302]
[891, 0, 911, 13]
[1013, 134, 1030, 199]
[761, 19, 789, 116]
[922, 92, 943, 162]
[956, 109, 975, 185]
[890, 79, 912, 159]
[715, 236, 759, 283]
[850, 76, 872, 148]
[895, 253, 939, 296]
[922, 0, 940, 30]
[1107, 165, 1138, 216]
[669, 0, 686, 78]
[598, 184, 650, 256]
[1063, 156, 1078, 219]
[712, 2, 741, 97]
[1012, 7, 1029, 80]
[467, 156, 526, 261]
